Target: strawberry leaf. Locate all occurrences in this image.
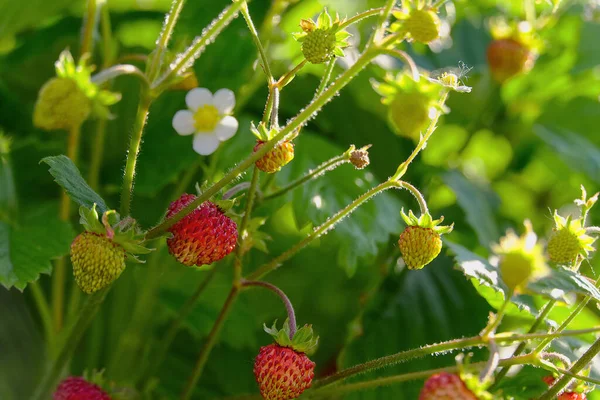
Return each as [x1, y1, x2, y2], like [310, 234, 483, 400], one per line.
[41, 155, 109, 214]
[528, 266, 600, 302]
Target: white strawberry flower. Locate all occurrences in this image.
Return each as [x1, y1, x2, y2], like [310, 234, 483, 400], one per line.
[172, 88, 239, 155]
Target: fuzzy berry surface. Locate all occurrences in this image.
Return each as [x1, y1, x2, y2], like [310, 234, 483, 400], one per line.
[54, 376, 110, 400]
[398, 226, 442, 269]
[547, 228, 581, 264]
[166, 194, 238, 266]
[487, 39, 533, 83]
[34, 77, 91, 131]
[301, 28, 336, 64]
[70, 232, 126, 294]
[406, 9, 441, 44]
[419, 372, 477, 400]
[254, 344, 315, 400]
[254, 140, 295, 173]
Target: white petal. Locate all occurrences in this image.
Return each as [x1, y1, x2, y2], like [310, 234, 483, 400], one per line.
[172, 110, 195, 136]
[214, 116, 238, 142]
[192, 133, 220, 155]
[186, 88, 213, 111]
[213, 88, 235, 114]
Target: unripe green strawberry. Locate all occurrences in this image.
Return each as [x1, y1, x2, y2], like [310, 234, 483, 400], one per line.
[399, 210, 453, 270]
[34, 77, 91, 131]
[494, 221, 546, 291]
[399, 226, 442, 270]
[71, 232, 126, 294]
[254, 320, 318, 400]
[547, 212, 595, 265]
[419, 372, 477, 400]
[254, 344, 315, 400]
[406, 9, 442, 44]
[388, 92, 432, 141]
[254, 140, 295, 173]
[487, 39, 534, 83]
[293, 9, 350, 65]
[166, 194, 238, 266]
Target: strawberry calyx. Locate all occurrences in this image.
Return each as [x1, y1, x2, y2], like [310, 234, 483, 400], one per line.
[79, 204, 152, 263]
[401, 208, 453, 235]
[292, 8, 351, 64]
[549, 211, 596, 262]
[264, 319, 319, 355]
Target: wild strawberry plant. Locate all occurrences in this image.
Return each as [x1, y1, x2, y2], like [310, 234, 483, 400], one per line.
[1, 0, 600, 399]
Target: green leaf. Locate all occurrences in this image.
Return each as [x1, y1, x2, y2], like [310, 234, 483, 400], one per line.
[41, 155, 109, 214]
[442, 170, 501, 248]
[528, 266, 600, 302]
[534, 125, 600, 184]
[0, 206, 75, 290]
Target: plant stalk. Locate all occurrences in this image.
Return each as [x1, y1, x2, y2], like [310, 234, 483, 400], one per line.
[242, 280, 297, 338]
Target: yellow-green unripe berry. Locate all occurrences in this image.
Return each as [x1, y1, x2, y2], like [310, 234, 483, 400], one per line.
[34, 77, 91, 131]
[388, 93, 431, 140]
[499, 251, 535, 291]
[301, 28, 337, 64]
[406, 9, 441, 44]
[547, 228, 582, 264]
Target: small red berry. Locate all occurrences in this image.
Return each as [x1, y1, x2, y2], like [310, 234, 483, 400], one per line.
[54, 376, 110, 400]
[487, 38, 534, 83]
[166, 194, 238, 266]
[254, 140, 295, 173]
[559, 393, 587, 400]
[254, 343, 315, 400]
[419, 372, 477, 400]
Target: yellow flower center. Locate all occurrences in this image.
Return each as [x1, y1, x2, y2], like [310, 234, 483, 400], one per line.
[193, 105, 220, 132]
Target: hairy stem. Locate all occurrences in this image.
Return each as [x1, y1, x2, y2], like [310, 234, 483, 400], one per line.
[33, 289, 109, 400]
[240, 2, 273, 81]
[338, 7, 397, 31]
[538, 337, 600, 399]
[80, 0, 99, 55]
[276, 59, 307, 89]
[242, 280, 297, 338]
[481, 288, 513, 339]
[247, 179, 402, 280]
[147, 0, 187, 82]
[314, 58, 336, 98]
[146, 47, 382, 239]
[234, 166, 260, 284]
[366, 0, 397, 47]
[119, 94, 152, 215]
[261, 152, 351, 202]
[181, 287, 240, 400]
[307, 355, 535, 398]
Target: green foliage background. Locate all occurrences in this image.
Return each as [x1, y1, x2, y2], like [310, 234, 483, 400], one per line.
[1, 0, 600, 399]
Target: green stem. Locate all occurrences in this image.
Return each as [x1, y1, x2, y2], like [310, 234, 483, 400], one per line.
[146, 47, 382, 239]
[153, 0, 246, 90]
[366, 0, 397, 47]
[181, 287, 240, 400]
[240, 2, 273, 81]
[80, 0, 98, 55]
[119, 94, 152, 216]
[141, 267, 217, 384]
[147, 0, 187, 82]
[261, 152, 351, 202]
[377, 48, 419, 81]
[398, 181, 429, 215]
[392, 91, 449, 181]
[33, 289, 109, 400]
[247, 180, 402, 280]
[555, 367, 600, 386]
[481, 288, 513, 339]
[276, 60, 307, 89]
[91, 64, 149, 86]
[241, 280, 296, 337]
[313, 328, 600, 390]
[314, 58, 336, 98]
[338, 7, 395, 31]
[30, 282, 54, 346]
[170, 158, 205, 201]
[234, 166, 260, 284]
[491, 299, 557, 388]
[307, 355, 535, 399]
[52, 124, 81, 333]
[538, 337, 600, 399]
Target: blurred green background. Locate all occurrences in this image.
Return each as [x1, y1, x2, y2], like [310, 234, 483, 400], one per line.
[1, 0, 600, 398]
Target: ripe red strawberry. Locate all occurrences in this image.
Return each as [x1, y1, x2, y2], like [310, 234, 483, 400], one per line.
[254, 343, 315, 400]
[54, 376, 110, 400]
[166, 194, 237, 266]
[399, 210, 453, 270]
[71, 232, 126, 294]
[559, 393, 586, 400]
[487, 38, 534, 83]
[254, 320, 319, 400]
[419, 372, 477, 400]
[254, 140, 295, 173]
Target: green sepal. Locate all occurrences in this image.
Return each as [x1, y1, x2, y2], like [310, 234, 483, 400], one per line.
[263, 319, 319, 354]
[400, 208, 454, 235]
[213, 199, 236, 213]
[455, 353, 493, 399]
[251, 122, 276, 141]
[241, 217, 271, 254]
[79, 204, 105, 233]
